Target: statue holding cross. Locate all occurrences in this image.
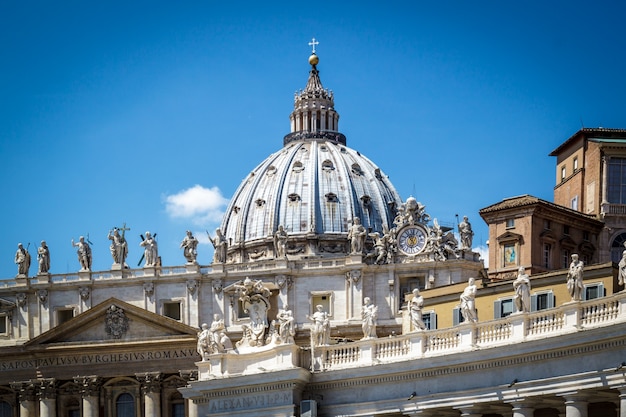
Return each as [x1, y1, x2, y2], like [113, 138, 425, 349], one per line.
[108, 223, 129, 267]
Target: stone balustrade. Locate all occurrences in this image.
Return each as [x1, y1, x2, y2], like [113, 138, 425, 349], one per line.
[310, 291, 626, 372]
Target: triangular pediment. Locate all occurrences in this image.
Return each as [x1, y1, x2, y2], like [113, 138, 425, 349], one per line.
[0, 297, 16, 314]
[496, 231, 523, 243]
[26, 297, 198, 347]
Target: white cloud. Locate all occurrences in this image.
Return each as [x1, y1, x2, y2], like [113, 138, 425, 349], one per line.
[164, 185, 228, 226]
[474, 244, 489, 268]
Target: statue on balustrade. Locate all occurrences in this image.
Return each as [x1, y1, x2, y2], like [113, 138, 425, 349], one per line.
[211, 228, 228, 263]
[108, 228, 128, 267]
[139, 231, 158, 267]
[37, 240, 50, 274]
[619, 250, 626, 287]
[566, 253, 584, 301]
[459, 278, 478, 323]
[409, 288, 427, 331]
[14, 243, 31, 276]
[307, 304, 331, 346]
[458, 215, 474, 250]
[180, 230, 198, 263]
[361, 297, 378, 339]
[276, 305, 295, 344]
[513, 267, 531, 313]
[72, 236, 92, 271]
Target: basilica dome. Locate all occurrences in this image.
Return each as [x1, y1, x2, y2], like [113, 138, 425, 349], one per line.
[220, 53, 402, 262]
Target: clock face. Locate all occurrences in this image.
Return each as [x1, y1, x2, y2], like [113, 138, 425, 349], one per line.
[398, 226, 427, 255]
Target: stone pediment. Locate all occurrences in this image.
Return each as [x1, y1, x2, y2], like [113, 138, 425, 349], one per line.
[496, 231, 523, 243]
[25, 298, 198, 346]
[0, 298, 16, 314]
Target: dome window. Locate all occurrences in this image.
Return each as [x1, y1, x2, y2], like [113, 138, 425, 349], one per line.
[340, 147, 347, 153]
[233, 206, 241, 214]
[255, 199, 266, 208]
[322, 160, 335, 172]
[375, 169, 383, 180]
[351, 163, 363, 176]
[288, 193, 301, 203]
[266, 166, 277, 176]
[320, 145, 328, 152]
[325, 192, 338, 203]
[361, 195, 372, 207]
[292, 161, 305, 173]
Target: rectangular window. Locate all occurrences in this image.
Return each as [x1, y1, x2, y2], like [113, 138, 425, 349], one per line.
[57, 308, 74, 325]
[0, 314, 7, 335]
[543, 220, 551, 230]
[506, 218, 515, 229]
[561, 165, 566, 180]
[399, 276, 424, 306]
[422, 311, 437, 330]
[583, 231, 590, 241]
[531, 292, 555, 311]
[573, 157, 578, 171]
[543, 243, 552, 268]
[494, 298, 514, 318]
[172, 403, 185, 417]
[311, 292, 333, 318]
[607, 157, 626, 204]
[571, 196, 578, 210]
[563, 225, 570, 235]
[163, 302, 182, 320]
[561, 249, 570, 269]
[583, 283, 605, 301]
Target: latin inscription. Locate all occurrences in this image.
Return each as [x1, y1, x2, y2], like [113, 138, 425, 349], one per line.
[210, 392, 292, 413]
[0, 348, 198, 371]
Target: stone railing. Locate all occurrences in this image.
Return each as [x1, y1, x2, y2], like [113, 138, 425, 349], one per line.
[311, 291, 626, 371]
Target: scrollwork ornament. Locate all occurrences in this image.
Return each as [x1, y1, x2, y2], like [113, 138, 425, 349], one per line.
[187, 279, 198, 295]
[276, 274, 293, 290]
[37, 289, 48, 305]
[16, 292, 27, 309]
[212, 278, 223, 294]
[346, 270, 361, 284]
[79, 287, 91, 301]
[143, 282, 154, 297]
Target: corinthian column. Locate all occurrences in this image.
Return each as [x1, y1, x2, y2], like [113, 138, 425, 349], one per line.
[38, 379, 57, 417]
[136, 372, 162, 417]
[75, 376, 101, 417]
[11, 381, 37, 417]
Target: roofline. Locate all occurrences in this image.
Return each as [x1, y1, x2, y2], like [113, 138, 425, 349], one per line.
[549, 127, 626, 156]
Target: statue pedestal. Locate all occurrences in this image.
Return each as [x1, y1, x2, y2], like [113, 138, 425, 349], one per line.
[347, 254, 364, 264]
[111, 263, 123, 271]
[36, 273, 50, 283]
[143, 266, 156, 277]
[15, 275, 28, 286]
[185, 263, 200, 273]
[78, 270, 91, 281]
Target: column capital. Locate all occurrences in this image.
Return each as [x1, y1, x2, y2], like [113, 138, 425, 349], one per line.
[179, 369, 198, 383]
[74, 375, 102, 397]
[136, 371, 162, 394]
[10, 381, 37, 402]
[36, 378, 58, 400]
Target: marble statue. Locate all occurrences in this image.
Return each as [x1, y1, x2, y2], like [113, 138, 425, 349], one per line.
[369, 232, 389, 265]
[14, 243, 30, 276]
[140, 231, 158, 267]
[307, 304, 331, 346]
[197, 314, 233, 359]
[361, 297, 378, 339]
[180, 230, 198, 263]
[37, 241, 50, 274]
[409, 288, 427, 331]
[273, 225, 288, 258]
[566, 253, 584, 301]
[276, 305, 295, 344]
[108, 228, 128, 266]
[211, 228, 228, 263]
[619, 250, 626, 287]
[513, 267, 531, 313]
[459, 277, 478, 323]
[458, 215, 474, 250]
[72, 236, 92, 271]
[348, 217, 366, 254]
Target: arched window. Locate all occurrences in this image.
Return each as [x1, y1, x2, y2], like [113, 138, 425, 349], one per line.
[116, 393, 134, 417]
[170, 392, 185, 417]
[0, 401, 11, 417]
[611, 232, 626, 263]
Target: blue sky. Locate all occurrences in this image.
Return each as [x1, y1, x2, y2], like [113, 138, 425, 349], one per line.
[1, 1, 625, 279]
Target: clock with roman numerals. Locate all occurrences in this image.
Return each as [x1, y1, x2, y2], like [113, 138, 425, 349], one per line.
[397, 225, 427, 255]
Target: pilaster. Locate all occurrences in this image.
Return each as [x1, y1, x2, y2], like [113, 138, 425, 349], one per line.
[75, 376, 101, 417]
[136, 372, 162, 417]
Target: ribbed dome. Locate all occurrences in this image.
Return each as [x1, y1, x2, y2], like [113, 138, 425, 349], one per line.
[220, 52, 402, 262]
